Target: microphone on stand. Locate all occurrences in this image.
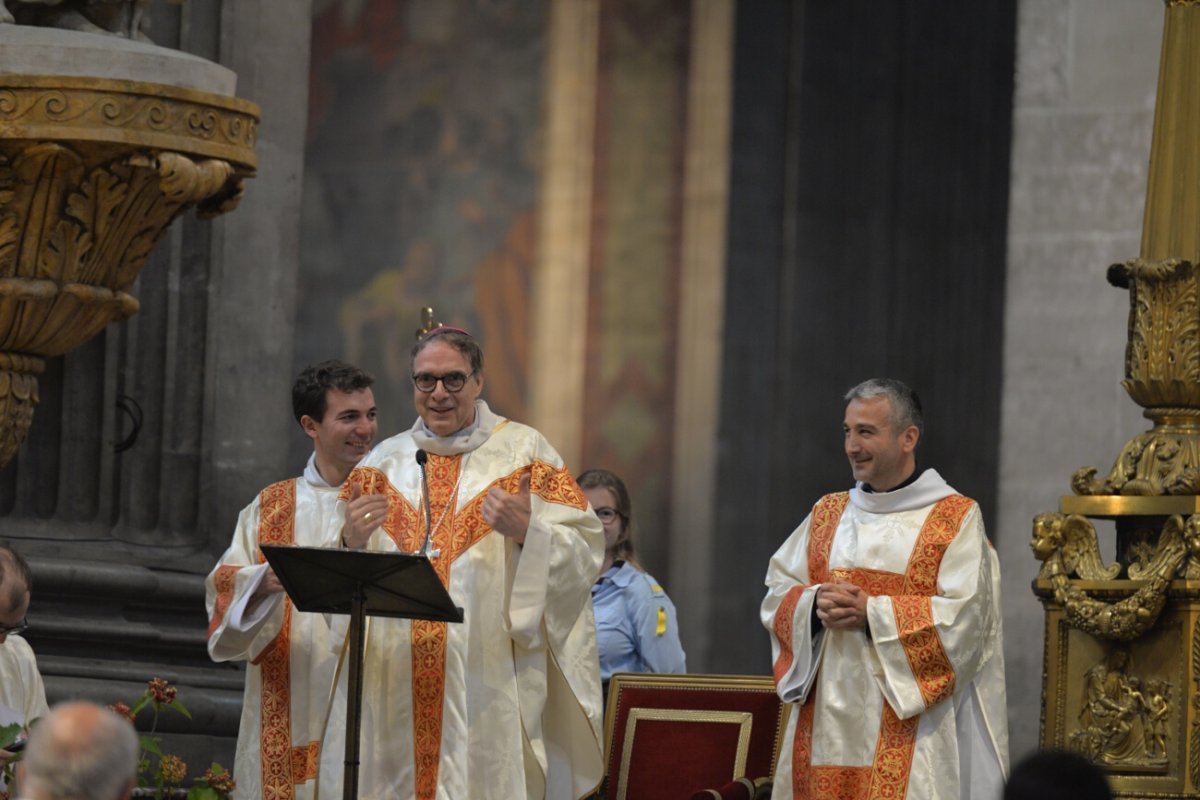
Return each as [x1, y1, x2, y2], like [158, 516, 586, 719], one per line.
[415, 449, 438, 558]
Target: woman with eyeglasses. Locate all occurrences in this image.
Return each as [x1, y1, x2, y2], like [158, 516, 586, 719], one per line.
[578, 469, 686, 701]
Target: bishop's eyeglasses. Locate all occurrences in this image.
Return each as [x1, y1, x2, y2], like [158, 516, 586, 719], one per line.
[412, 371, 476, 393]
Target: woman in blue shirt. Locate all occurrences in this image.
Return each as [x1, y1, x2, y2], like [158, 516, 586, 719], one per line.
[579, 469, 686, 701]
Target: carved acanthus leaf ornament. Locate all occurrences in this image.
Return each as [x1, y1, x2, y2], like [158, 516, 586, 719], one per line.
[0, 75, 257, 466]
[1074, 260, 1200, 495]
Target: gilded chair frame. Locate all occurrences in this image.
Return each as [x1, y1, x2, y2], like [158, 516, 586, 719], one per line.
[602, 672, 790, 800]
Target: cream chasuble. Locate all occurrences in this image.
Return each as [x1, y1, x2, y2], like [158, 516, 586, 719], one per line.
[206, 467, 351, 800]
[762, 469, 1009, 800]
[340, 403, 606, 800]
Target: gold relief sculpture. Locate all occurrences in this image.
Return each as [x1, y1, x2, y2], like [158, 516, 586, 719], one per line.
[1031, 513, 1195, 641]
[1074, 260, 1200, 496]
[1073, 429, 1200, 497]
[1071, 648, 1170, 770]
[0, 74, 257, 467]
[1032, 513, 1123, 582]
[1036, 3, 1200, 795]
[1147, 678, 1171, 761]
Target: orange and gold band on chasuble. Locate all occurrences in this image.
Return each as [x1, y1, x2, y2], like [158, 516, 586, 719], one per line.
[343, 458, 588, 800]
[771, 492, 850, 687]
[772, 587, 807, 686]
[206, 480, 320, 800]
[784, 492, 973, 800]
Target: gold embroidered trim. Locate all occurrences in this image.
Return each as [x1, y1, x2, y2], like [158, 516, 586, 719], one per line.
[807, 492, 850, 582]
[772, 586, 806, 686]
[255, 479, 299, 800]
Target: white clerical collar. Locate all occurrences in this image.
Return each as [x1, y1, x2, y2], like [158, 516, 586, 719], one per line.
[410, 399, 503, 456]
[849, 468, 957, 514]
[303, 452, 338, 488]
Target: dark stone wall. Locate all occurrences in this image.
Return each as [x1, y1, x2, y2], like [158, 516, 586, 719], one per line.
[0, 0, 312, 780]
[712, 0, 1016, 673]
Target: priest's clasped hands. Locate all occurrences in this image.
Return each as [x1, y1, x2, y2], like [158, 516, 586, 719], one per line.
[815, 581, 868, 630]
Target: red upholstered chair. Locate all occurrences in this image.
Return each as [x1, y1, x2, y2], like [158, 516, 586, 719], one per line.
[602, 673, 788, 800]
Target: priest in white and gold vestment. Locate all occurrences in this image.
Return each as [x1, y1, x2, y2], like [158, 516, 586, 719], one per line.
[206, 360, 386, 800]
[762, 378, 1008, 800]
[336, 326, 605, 800]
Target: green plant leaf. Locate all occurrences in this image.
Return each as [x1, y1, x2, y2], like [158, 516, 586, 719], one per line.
[170, 698, 192, 719]
[187, 787, 220, 800]
[130, 694, 152, 716]
[139, 734, 163, 756]
[0, 722, 21, 748]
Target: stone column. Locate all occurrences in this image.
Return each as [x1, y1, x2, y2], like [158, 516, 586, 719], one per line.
[206, 0, 314, 551]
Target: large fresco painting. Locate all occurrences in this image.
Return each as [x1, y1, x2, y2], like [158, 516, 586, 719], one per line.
[579, 0, 689, 576]
[299, 0, 696, 586]
[299, 0, 546, 442]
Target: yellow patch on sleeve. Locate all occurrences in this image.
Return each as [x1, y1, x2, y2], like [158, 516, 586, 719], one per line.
[656, 606, 667, 636]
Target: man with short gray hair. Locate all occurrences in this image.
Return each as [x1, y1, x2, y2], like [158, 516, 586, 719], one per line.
[17, 701, 138, 800]
[762, 378, 1008, 799]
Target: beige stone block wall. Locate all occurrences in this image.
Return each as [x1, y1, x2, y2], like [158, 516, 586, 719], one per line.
[1001, 0, 1162, 760]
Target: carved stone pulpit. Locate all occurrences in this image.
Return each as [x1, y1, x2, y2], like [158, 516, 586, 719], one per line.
[0, 25, 258, 467]
[1033, 3, 1200, 797]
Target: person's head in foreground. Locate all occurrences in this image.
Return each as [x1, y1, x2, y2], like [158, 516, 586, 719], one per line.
[19, 701, 139, 800]
[1003, 750, 1112, 800]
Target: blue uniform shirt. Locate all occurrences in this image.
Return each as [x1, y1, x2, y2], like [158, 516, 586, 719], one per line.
[591, 561, 687, 684]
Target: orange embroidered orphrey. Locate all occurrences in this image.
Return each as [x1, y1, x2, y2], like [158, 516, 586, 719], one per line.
[403, 456, 586, 798]
[207, 565, 238, 639]
[251, 480, 323, 798]
[899, 495, 973, 596]
[406, 453, 464, 799]
[788, 493, 973, 799]
[291, 742, 321, 787]
[864, 706, 920, 800]
[807, 492, 850, 583]
[892, 495, 974, 709]
[790, 687, 819, 800]
[830, 567, 906, 598]
[773, 585, 807, 686]
[527, 459, 589, 509]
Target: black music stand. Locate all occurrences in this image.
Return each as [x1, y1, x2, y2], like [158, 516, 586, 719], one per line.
[261, 545, 463, 800]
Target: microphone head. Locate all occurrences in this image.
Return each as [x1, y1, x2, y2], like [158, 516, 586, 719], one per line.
[415, 449, 428, 466]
